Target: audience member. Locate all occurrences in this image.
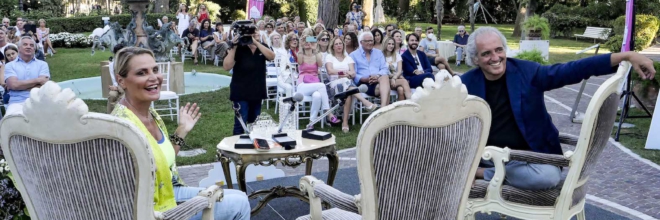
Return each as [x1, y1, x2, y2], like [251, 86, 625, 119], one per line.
[401, 33, 434, 88]
[346, 2, 365, 30]
[284, 33, 299, 63]
[313, 23, 325, 36]
[414, 26, 422, 37]
[196, 4, 209, 24]
[391, 29, 405, 54]
[350, 32, 391, 106]
[297, 22, 305, 37]
[462, 27, 655, 190]
[325, 36, 379, 132]
[371, 29, 384, 49]
[0, 29, 17, 57]
[7, 27, 18, 44]
[382, 37, 411, 100]
[37, 19, 56, 55]
[384, 24, 395, 37]
[419, 27, 454, 75]
[453, 25, 469, 66]
[1, 45, 17, 105]
[344, 32, 358, 54]
[176, 4, 190, 37]
[4, 37, 50, 115]
[182, 20, 200, 65]
[296, 34, 341, 128]
[213, 22, 229, 61]
[199, 19, 215, 52]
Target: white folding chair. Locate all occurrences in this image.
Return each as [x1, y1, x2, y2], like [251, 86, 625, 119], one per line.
[264, 66, 279, 110]
[151, 62, 180, 122]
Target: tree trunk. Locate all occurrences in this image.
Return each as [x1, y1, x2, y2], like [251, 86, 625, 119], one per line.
[512, 1, 526, 37]
[154, 0, 169, 13]
[580, 0, 588, 7]
[397, 0, 409, 21]
[525, 0, 537, 18]
[363, 0, 373, 27]
[436, 0, 443, 33]
[318, 0, 340, 29]
[468, 0, 474, 32]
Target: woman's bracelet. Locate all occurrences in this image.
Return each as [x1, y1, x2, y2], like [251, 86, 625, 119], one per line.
[169, 134, 188, 148]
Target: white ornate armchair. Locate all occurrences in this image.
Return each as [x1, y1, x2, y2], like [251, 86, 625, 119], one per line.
[0, 82, 222, 220]
[297, 71, 493, 219]
[466, 62, 631, 220]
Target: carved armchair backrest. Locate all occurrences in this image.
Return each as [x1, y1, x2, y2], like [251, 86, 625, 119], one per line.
[0, 82, 157, 220]
[356, 71, 491, 220]
[560, 62, 629, 210]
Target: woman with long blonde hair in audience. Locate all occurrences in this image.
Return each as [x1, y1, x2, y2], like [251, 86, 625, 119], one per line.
[313, 23, 325, 36]
[325, 36, 379, 132]
[297, 34, 341, 128]
[343, 32, 358, 55]
[382, 37, 412, 100]
[110, 47, 250, 220]
[316, 31, 331, 59]
[37, 19, 56, 54]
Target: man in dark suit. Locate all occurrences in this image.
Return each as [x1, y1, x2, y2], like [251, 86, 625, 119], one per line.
[461, 27, 655, 190]
[401, 33, 434, 88]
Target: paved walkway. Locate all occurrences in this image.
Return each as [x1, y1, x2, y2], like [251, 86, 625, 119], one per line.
[641, 44, 660, 62]
[179, 73, 659, 219]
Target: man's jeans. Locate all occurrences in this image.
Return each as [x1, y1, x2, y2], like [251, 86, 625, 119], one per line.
[456, 47, 465, 61]
[481, 159, 562, 190]
[233, 100, 262, 135]
[173, 187, 250, 220]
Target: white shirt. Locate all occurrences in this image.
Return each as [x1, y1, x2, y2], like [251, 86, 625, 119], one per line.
[385, 53, 402, 72]
[411, 54, 423, 71]
[325, 54, 355, 72]
[176, 13, 190, 37]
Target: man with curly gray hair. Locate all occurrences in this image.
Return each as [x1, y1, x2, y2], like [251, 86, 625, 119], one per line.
[461, 26, 656, 190]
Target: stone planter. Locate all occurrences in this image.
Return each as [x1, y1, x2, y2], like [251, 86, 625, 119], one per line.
[527, 29, 542, 40]
[632, 81, 659, 110]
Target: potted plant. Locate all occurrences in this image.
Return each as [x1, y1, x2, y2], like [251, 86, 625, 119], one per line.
[523, 15, 550, 40]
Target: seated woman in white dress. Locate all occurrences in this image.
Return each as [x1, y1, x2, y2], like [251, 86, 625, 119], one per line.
[325, 36, 379, 133]
[296, 34, 341, 129]
[271, 32, 293, 97]
[382, 37, 412, 100]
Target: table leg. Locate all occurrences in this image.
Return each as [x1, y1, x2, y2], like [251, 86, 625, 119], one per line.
[219, 156, 233, 189]
[326, 152, 339, 186]
[236, 164, 249, 192]
[305, 157, 313, 176]
[248, 186, 309, 215]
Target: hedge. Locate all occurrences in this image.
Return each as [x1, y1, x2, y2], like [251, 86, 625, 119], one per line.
[45, 13, 174, 34]
[606, 14, 660, 52]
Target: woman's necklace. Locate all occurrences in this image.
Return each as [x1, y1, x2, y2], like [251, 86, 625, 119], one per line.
[123, 98, 153, 122]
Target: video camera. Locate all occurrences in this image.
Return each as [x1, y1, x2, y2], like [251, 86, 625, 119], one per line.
[232, 20, 257, 46]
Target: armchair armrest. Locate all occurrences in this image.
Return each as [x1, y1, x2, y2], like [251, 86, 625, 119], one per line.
[509, 149, 571, 167]
[300, 176, 359, 220]
[156, 185, 224, 220]
[559, 133, 578, 146]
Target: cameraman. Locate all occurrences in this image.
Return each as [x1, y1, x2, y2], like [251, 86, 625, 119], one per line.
[223, 25, 275, 135]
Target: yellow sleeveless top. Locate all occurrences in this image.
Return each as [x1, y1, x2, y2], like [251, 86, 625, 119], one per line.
[111, 104, 177, 212]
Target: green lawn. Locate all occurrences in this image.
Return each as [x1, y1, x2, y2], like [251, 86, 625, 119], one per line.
[45, 24, 649, 166]
[612, 109, 659, 164]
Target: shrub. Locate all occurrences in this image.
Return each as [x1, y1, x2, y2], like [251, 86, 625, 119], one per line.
[299, 0, 318, 24]
[612, 14, 660, 51]
[514, 49, 549, 65]
[231, 10, 246, 21]
[46, 13, 173, 34]
[50, 32, 94, 48]
[631, 61, 660, 98]
[604, 35, 623, 52]
[0, 158, 27, 220]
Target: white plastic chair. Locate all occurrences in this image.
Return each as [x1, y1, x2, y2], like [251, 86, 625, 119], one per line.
[151, 62, 180, 122]
[264, 66, 279, 110]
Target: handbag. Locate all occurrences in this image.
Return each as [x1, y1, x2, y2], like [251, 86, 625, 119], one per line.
[302, 74, 321, 83]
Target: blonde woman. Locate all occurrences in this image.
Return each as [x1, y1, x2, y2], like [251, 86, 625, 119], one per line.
[111, 47, 250, 219]
[313, 23, 325, 36]
[316, 31, 331, 58]
[296, 34, 341, 128]
[325, 36, 379, 132]
[196, 4, 209, 24]
[382, 37, 412, 100]
[37, 19, 55, 54]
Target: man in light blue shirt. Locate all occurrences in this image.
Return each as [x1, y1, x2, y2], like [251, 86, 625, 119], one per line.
[349, 32, 392, 106]
[4, 36, 50, 115]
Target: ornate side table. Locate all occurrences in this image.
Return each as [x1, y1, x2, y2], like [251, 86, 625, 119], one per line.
[216, 130, 339, 215]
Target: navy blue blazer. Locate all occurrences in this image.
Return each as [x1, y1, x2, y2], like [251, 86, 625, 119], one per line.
[460, 54, 615, 155]
[401, 50, 433, 78]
